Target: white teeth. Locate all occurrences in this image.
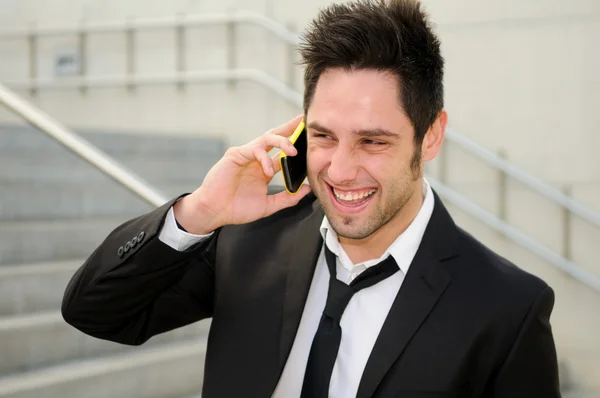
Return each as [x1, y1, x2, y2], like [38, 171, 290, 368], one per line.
[333, 188, 376, 201]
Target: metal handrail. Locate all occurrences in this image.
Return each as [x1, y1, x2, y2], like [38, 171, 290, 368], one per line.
[0, 82, 168, 207]
[428, 178, 600, 293]
[445, 128, 600, 229]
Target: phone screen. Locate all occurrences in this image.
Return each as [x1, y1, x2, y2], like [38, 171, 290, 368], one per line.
[281, 124, 307, 194]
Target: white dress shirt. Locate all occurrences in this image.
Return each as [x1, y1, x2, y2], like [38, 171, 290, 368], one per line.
[158, 179, 435, 398]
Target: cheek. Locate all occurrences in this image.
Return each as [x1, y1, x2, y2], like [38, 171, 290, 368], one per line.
[361, 155, 403, 187]
[307, 146, 327, 174]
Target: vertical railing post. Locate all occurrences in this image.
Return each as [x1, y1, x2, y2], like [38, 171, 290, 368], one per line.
[498, 149, 508, 222]
[125, 17, 135, 92]
[27, 23, 37, 97]
[175, 13, 186, 91]
[78, 19, 87, 95]
[562, 185, 572, 261]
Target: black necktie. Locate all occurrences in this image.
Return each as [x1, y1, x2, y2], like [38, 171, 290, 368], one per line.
[300, 244, 399, 398]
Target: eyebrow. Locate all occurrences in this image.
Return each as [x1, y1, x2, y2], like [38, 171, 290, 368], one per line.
[307, 121, 399, 138]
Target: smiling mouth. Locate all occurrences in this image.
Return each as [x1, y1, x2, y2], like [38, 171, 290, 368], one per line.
[328, 184, 377, 207]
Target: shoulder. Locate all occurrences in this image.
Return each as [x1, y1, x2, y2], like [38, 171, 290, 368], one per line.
[451, 226, 552, 310]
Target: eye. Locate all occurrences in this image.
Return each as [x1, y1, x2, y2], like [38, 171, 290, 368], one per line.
[313, 133, 333, 140]
[362, 139, 386, 145]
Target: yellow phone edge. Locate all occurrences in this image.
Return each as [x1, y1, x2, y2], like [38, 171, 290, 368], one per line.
[279, 119, 306, 195]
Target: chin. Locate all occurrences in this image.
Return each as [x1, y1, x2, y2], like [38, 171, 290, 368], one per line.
[330, 220, 377, 240]
[323, 208, 380, 240]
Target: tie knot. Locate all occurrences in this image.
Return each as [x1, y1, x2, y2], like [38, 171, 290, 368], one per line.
[324, 244, 399, 288]
[322, 244, 399, 321]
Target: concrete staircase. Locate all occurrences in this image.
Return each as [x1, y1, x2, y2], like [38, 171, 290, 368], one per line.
[0, 124, 223, 397]
[0, 124, 225, 264]
[0, 261, 210, 398]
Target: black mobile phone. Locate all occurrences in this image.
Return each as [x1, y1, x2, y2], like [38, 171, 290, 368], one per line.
[280, 120, 307, 194]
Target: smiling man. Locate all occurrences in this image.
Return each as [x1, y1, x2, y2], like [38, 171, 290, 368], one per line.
[62, 0, 561, 397]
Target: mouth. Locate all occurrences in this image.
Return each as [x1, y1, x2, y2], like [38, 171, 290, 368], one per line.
[326, 183, 378, 213]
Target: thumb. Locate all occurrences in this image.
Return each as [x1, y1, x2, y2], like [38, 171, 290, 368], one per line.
[265, 184, 312, 216]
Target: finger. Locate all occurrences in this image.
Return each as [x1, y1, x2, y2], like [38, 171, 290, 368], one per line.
[271, 153, 283, 174]
[265, 114, 304, 137]
[264, 184, 312, 217]
[258, 134, 298, 156]
[253, 147, 275, 177]
[229, 145, 270, 173]
[231, 145, 256, 164]
[229, 142, 289, 177]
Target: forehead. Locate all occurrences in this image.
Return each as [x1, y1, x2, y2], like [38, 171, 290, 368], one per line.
[306, 68, 412, 133]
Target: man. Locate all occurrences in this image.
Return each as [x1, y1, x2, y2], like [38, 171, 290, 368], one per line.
[61, 0, 561, 397]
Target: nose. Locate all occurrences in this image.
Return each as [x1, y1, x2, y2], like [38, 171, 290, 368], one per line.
[327, 146, 359, 185]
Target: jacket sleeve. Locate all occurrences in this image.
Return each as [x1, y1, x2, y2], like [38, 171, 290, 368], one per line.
[487, 285, 561, 397]
[61, 196, 219, 346]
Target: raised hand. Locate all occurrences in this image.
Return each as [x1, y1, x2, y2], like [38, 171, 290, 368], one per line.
[173, 114, 312, 234]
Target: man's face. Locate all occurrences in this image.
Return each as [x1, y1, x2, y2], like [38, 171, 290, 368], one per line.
[306, 68, 423, 240]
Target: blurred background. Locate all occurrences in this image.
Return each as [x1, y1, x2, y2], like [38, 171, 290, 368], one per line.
[0, 0, 598, 397]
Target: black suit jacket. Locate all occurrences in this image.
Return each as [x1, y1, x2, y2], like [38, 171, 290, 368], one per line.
[62, 189, 561, 398]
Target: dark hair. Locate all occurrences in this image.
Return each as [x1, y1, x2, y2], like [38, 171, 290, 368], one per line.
[298, 0, 444, 145]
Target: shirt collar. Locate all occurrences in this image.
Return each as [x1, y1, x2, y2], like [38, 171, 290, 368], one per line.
[319, 178, 435, 276]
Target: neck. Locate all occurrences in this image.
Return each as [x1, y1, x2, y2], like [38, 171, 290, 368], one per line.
[339, 182, 425, 264]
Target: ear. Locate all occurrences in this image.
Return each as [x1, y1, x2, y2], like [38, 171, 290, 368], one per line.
[421, 110, 447, 162]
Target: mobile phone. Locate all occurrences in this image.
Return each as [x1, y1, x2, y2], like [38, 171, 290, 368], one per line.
[280, 120, 308, 194]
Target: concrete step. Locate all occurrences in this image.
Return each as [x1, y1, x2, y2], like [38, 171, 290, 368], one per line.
[0, 218, 130, 265]
[0, 338, 206, 398]
[0, 182, 195, 221]
[0, 310, 209, 375]
[0, 260, 81, 316]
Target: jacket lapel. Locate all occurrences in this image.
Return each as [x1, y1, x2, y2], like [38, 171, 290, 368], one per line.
[278, 196, 324, 368]
[356, 192, 459, 398]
